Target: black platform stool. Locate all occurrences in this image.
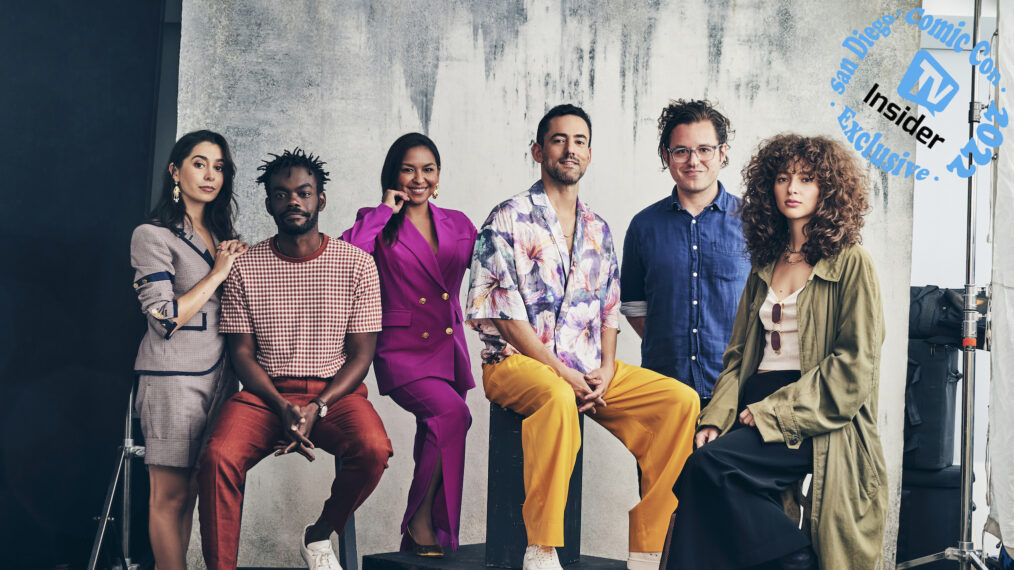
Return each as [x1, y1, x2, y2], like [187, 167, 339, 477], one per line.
[339, 514, 358, 570]
[485, 404, 584, 568]
[332, 458, 358, 570]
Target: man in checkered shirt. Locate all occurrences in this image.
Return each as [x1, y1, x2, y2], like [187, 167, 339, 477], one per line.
[198, 149, 392, 570]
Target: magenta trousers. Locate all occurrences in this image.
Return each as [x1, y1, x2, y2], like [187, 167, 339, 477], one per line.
[388, 377, 471, 551]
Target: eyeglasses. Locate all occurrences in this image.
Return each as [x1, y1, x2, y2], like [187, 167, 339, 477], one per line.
[771, 302, 783, 354]
[667, 144, 723, 163]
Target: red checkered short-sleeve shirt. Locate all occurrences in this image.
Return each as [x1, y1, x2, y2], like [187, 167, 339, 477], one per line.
[220, 234, 382, 378]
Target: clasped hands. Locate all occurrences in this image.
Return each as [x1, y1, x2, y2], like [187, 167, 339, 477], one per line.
[561, 366, 613, 414]
[273, 402, 319, 461]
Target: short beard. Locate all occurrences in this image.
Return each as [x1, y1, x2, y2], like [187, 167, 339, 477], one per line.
[275, 208, 319, 235]
[545, 162, 584, 185]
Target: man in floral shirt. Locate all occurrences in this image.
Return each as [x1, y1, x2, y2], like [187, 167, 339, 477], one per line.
[466, 104, 700, 570]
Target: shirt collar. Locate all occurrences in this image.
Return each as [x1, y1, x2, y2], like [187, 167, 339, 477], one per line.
[669, 181, 733, 213]
[529, 179, 589, 218]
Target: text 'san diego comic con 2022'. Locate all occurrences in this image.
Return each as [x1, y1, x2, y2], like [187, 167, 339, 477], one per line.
[830, 7, 1007, 182]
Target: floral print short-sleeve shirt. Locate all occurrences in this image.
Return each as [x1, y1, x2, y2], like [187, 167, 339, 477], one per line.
[465, 181, 620, 374]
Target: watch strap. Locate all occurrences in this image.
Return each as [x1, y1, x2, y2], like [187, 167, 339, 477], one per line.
[311, 397, 328, 417]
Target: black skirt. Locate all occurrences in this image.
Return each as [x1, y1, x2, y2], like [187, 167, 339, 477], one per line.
[664, 370, 813, 570]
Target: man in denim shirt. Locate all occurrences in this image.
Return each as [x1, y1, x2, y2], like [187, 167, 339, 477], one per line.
[621, 99, 750, 408]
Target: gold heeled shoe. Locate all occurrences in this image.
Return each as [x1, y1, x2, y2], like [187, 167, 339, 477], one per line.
[406, 527, 444, 558]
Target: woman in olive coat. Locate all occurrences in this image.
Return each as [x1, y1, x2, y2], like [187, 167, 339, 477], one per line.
[665, 134, 887, 570]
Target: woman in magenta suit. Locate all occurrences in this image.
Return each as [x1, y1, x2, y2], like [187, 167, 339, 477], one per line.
[342, 133, 476, 556]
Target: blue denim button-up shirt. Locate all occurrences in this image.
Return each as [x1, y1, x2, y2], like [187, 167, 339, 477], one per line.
[620, 183, 750, 399]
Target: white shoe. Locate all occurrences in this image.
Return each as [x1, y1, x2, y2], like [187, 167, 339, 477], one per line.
[300, 524, 342, 570]
[523, 545, 563, 570]
[627, 551, 662, 570]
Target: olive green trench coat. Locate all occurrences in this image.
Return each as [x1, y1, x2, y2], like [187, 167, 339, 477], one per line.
[698, 244, 888, 570]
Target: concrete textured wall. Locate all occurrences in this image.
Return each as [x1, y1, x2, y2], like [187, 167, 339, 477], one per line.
[178, 1, 919, 566]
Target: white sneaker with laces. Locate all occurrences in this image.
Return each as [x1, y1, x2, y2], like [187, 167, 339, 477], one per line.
[523, 545, 563, 570]
[627, 551, 662, 570]
[300, 524, 342, 570]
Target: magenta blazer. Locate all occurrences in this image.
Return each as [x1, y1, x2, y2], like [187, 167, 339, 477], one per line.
[342, 203, 477, 395]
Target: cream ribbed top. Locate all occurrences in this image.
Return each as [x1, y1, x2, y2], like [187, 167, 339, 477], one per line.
[758, 284, 805, 371]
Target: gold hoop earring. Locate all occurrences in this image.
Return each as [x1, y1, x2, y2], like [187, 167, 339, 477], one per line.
[172, 182, 181, 203]
[432, 184, 439, 199]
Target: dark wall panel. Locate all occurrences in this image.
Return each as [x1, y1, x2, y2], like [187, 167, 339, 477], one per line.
[0, 1, 163, 567]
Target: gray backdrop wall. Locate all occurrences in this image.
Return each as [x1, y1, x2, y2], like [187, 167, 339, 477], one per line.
[178, 1, 918, 566]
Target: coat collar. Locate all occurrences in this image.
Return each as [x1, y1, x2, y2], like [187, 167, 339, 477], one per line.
[398, 202, 449, 289]
[754, 246, 848, 285]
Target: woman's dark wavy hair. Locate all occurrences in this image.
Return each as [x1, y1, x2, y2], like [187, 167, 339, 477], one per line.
[380, 132, 441, 246]
[740, 134, 869, 267]
[148, 130, 238, 241]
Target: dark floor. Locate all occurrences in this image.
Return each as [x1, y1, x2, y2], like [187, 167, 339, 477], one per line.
[361, 543, 625, 569]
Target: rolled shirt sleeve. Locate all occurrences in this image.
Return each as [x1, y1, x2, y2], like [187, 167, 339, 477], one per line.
[130, 225, 179, 338]
[465, 207, 530, 333]
[619, 223, 647, 318]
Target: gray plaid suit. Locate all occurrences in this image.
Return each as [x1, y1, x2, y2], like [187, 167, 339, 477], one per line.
[130, 220, 235, 467]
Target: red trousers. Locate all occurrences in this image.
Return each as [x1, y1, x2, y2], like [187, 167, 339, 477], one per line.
[198, 379, 392, 570]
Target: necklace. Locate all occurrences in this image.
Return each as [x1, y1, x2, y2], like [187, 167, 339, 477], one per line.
[783, 245, 804, 265]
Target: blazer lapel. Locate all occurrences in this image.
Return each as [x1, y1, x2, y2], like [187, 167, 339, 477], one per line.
[399, 208, 447, 289]
[432, 204, 459, 281]
[173, 219, 215, 268]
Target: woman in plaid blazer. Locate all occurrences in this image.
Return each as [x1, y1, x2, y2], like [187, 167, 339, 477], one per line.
[130, 130, 247, 570]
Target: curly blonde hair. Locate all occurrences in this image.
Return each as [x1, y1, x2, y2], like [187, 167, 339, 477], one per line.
[740, 134, 869, 267]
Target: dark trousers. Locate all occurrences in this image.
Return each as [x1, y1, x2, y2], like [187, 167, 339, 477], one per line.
[198, 379, 393, 570]
[665, 371, 813, 570]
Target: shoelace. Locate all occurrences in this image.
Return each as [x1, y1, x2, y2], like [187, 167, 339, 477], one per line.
[533, 548, 558, 568]
[307, 547, 340, 570]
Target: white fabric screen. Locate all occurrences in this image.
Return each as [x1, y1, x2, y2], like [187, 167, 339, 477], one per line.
[987, 0, 1014, 553]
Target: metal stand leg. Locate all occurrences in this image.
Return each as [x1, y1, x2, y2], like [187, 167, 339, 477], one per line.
[88, 382, 146, 570]
[898, 2, 991, 568]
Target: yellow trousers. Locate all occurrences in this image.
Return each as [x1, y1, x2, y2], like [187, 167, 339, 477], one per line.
[482, 355, 700, 551]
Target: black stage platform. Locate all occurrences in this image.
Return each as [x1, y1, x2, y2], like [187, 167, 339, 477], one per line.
[362, 543, 624, 569]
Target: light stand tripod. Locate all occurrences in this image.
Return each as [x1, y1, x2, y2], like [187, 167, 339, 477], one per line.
[87, 381, 146, 570]
[897, 1, 993, 568]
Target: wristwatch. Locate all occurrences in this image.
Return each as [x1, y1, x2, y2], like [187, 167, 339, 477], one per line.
[311, 397, 328, 418]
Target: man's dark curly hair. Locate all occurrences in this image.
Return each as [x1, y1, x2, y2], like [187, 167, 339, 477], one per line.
[256, 148, 331, 194]
[657, 99, 733, 168]
[740, 134, 869, 267]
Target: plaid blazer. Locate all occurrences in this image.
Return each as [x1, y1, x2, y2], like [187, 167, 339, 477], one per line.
[130, 220, 225, 375]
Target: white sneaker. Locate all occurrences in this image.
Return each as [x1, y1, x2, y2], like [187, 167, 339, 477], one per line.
[300, 524, 342, 570]
[523, 545, 563, 570]
[627, 551, 662, 570]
